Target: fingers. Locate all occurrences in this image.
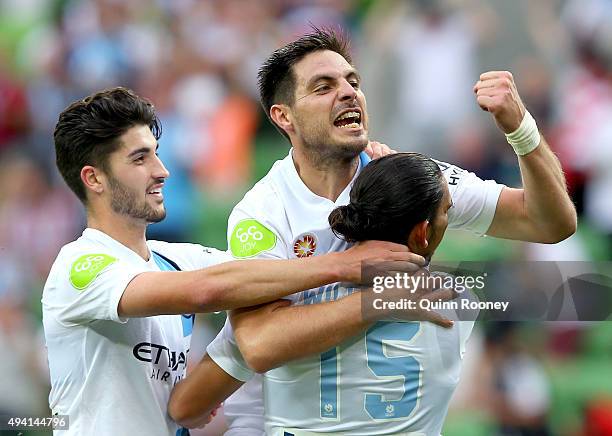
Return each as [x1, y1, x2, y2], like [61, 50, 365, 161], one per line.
[366, 141, 396, 159]
[476, 95, 495, 112]
[421, 310, 454, 329]
[473, 70, 525, 133]
[421, 287, 458, 302]
[360, 240, 427, 266]
[473, 78, 514, 94]
[384, 261, 425, 274]
[197, 403, 222, 428]
[478, 70, 513, 82]
[357, 240, 408, 252]
[383, 252, 427, 267]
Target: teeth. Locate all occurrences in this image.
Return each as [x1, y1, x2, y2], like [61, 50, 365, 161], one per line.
[336, 111, 360, 122]
[339, 122, 360, 129]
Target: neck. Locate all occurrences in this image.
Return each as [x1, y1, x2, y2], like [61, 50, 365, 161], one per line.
[292, 147, 359, 201]
[87, 209, 150, 260]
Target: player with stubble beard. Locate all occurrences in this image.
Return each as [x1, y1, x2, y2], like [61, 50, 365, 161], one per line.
[168, 28, 576, 435]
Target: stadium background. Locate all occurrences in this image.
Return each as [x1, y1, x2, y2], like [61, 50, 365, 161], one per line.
[0, 0, 611, 434]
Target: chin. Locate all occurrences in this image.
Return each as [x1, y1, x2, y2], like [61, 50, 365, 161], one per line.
[147, 208, 167, 224]
[344, 139, 368, 155]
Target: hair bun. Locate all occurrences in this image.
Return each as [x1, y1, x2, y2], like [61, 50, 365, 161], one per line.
[329, 203, 369, 242]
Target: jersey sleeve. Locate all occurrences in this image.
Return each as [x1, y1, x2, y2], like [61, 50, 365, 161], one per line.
[206, 318, 255, 382]
[434, 160, 505, 236]
[226, 185, 289, 261]
[43, 251, 141, 326]
[208, 184, 289, 381]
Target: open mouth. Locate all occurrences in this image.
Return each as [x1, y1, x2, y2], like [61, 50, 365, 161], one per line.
[147, 184, 163, 198]
[333, 110, 362, 129]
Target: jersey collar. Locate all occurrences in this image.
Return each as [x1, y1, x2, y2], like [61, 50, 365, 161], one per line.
[284, 148, 364, 207]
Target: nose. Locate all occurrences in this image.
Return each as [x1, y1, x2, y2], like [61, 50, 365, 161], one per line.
[338, 78, 357, 102]
[154, 154, 170, 179]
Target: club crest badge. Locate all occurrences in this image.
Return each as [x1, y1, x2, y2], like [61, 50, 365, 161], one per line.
[293, 233, 317, 258]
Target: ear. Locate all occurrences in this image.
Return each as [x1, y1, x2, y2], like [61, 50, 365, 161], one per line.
[408, 220, 429, 250]
[270, 104, 294, 135]
[80, 165, 105, 196]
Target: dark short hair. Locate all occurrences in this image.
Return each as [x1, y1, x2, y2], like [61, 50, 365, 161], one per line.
[257, 27, 352, 140]
[54, 87, 161, 203]
[329, 153, 445, 245]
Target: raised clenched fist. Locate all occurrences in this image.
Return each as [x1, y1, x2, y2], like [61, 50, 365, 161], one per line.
[473, 71, 526, 134]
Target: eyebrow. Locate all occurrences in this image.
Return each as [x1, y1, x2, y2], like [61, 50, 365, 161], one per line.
[127, 143, 159, 158]
[306, 69, 361, 89]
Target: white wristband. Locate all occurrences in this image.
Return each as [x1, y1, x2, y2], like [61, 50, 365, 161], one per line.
[505, 110, 541, 156]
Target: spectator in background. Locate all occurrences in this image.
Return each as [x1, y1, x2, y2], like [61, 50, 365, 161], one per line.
[0, 49, 30, 153]
[554, 0, 612, 256]
[360, 0, 481, 163]
[0, 151, 82, 282]
[484, 323, 552, 436]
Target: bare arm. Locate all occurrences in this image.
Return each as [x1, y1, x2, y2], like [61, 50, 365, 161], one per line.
[168, 355, 242, 428]
[230, 295, 370, 373]
[231, 287, 455, 373]
[167, 284, 456, 425]
[119, 240, 418, 317]
[475, 71, 577, 243]
[487, 136, 576, 243]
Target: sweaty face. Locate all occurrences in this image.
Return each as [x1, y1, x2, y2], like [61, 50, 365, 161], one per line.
[289, 50, 369, 161]
[104, 125, 169, 224]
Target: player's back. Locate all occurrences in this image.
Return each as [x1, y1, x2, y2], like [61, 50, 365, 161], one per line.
[264, 315, 474, 436]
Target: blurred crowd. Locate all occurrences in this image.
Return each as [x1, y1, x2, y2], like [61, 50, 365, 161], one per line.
[0, 0, 611, 435]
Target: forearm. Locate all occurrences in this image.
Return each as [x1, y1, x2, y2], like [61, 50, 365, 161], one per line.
[487, 136, 576, 243]
[232, 293, 372, 373]
[512, 135, 575, 242]
[168, 355, 242, 428]
[119, 240, 416, 317]
[474, 72, 576, 243]
[119, 253, 344, 317]
[519, 135, 576, 237]
[201, 253, 345, 312]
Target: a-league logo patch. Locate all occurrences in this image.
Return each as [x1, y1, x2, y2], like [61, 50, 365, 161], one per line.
[293, 233, 317, 258]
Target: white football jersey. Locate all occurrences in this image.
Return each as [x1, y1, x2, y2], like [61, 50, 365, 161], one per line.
[42, 228, 230, 436]
[207, 150, 503, 435]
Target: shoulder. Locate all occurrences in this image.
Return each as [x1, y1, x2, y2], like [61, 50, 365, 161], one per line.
[52, 238, 122, 284]
[42, 238, 133, 307]
[226, 158, 292, 259]
[236, 166, 284, 215]
[230, 158, 290, 232]
[432, 159, 469, 187]
[147, 240, 231, 270]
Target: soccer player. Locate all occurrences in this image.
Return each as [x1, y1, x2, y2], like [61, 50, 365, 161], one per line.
[42, 87, 421, 436]
[260, 152, 470, 435]
[170, 28, 576, 434]
[170, 152, 465, 434]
